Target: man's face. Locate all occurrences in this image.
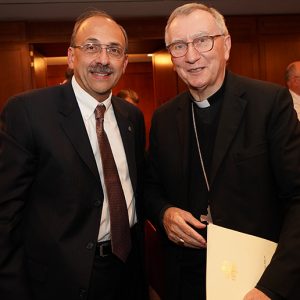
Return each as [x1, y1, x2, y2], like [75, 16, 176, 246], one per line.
[165, 10, 231, 99]
[68, 16, 128, 102]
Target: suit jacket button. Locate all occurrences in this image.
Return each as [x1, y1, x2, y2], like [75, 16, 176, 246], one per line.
[79, 288, 87, 299]
[86, 242, 94, 250]
[94, 200, 101, 207]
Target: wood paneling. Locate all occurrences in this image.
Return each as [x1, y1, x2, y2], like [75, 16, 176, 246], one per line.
[26, 21, 73, 43]
[0, 43, 32, 110]
[258, 15, 300, 85]
[259, 37, 300, 85]
[152, 50, 178, 107]
[46, 64, 68, 86]
[228, 40, 260, 79]
[26, 18, 167, 55]
[113, 62, 154, 144]
[258, 15, 300, 35]
[33, 51, 47, 89]
[0, 22, 26, 42]
[121, 17, 166, 40]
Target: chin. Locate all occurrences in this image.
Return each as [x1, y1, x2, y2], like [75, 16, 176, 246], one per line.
[189, 80, 207, 89]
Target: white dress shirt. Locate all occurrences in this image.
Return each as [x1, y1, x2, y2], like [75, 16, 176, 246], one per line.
[290, 89, 300, 120]
[71, 77, 137, 242]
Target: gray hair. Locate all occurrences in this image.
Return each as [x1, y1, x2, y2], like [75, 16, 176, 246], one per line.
[165, 2, 229, 44]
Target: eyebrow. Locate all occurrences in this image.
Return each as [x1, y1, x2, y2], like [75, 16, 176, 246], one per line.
[170, 32, 211, 44]
[84, 38, 99, 44]
[84, 38, 122, 47]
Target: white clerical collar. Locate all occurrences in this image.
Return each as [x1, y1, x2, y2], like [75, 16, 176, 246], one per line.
[193, 99, 210, 108]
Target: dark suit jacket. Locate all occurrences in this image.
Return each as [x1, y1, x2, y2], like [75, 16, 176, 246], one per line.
[0, 82, 145, 300]
[145, 71, 300, 299]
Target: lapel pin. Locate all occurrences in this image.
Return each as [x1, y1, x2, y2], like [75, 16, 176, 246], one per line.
[128, 126, 132, 132]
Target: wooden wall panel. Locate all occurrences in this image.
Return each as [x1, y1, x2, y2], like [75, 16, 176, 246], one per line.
[113, 62, 154, 144]
[227, 40, 260, 79]
[152, 51, 178, 107]
[0, 22, 26, 42]
[259, 37, 300, 86]
[258, 15, 300, 85]
[225, 16, 260, 78]
[0, 43, 32, 110]
[27, 22, 73, 43]
[33, 51, 48, 89]
[258, 15, 300, 35]
[47, 64, 68, 86]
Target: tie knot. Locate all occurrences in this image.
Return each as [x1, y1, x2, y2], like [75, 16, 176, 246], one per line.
[95, 105, 106, 119]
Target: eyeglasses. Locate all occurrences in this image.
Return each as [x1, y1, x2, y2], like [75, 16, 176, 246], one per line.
[167, 34, 224, 58]
[72, 43, 126, 59]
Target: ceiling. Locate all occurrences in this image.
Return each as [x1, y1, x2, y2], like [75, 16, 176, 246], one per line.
[1, 0, 300, 22]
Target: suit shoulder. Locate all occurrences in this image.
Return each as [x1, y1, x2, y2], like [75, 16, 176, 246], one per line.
[229, 72, 286, 95]
[4, 84, 65, 109]
[153, 91, 189, 115]
[227, 72, 294, 123]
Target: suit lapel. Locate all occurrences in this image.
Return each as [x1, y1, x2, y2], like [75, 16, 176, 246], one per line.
[112, 97, 137, 191]
[58, 83, 100, 179]
[210, 73, 247, 186]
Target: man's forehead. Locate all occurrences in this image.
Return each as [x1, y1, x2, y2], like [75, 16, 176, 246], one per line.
[80, 16, 117, 31]
[77, 17, 124, 43]
[167, 11, 217, 40]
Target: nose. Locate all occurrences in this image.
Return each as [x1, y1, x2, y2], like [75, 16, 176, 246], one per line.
[94, 47, 110, 65]
[185, 43, 201, 64]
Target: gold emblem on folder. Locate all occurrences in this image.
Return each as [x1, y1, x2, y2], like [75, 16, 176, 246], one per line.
[221, 260, 238, 281]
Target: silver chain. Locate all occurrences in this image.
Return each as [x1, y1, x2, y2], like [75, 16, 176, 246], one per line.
[191, 103, 210, 192]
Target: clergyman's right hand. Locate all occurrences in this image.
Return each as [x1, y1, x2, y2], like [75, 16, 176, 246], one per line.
[162, 207, 206, 249]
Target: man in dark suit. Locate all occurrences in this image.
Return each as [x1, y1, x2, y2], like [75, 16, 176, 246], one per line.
[0, 10, 146, 300]
[145, 3, 300, 300]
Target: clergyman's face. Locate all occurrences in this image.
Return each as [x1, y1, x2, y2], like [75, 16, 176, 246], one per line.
[68, 16, 128, 102]
[165, 10, 231, 100]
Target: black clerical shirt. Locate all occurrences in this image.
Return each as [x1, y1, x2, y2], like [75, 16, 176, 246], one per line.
[187, 80, 225, 220]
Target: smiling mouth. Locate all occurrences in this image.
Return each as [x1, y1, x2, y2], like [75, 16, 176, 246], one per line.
[188, 66, 205, 73]
[89, 65, 113, 77]
[91, 71, 112, 77]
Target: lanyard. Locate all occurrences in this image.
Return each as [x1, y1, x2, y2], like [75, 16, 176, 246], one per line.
[191, 103, 210, 192]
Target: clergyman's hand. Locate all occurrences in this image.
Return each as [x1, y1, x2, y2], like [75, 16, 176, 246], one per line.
[162, 207, 206, 248]
[244, 288, 271, 300]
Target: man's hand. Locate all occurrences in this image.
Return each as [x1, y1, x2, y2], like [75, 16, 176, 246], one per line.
[244, 288, 271, 300]
[162, 207, 206, 248]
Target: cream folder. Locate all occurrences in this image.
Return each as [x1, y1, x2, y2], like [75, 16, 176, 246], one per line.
[206, 224, 277, 300]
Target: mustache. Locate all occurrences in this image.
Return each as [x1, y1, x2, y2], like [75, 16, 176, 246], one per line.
[88, 64, 113, 74]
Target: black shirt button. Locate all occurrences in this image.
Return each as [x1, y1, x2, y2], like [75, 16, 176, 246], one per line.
[94, 200, 101, 207]
[86, 242, 94, 250]
[79, 288, 87, 299]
